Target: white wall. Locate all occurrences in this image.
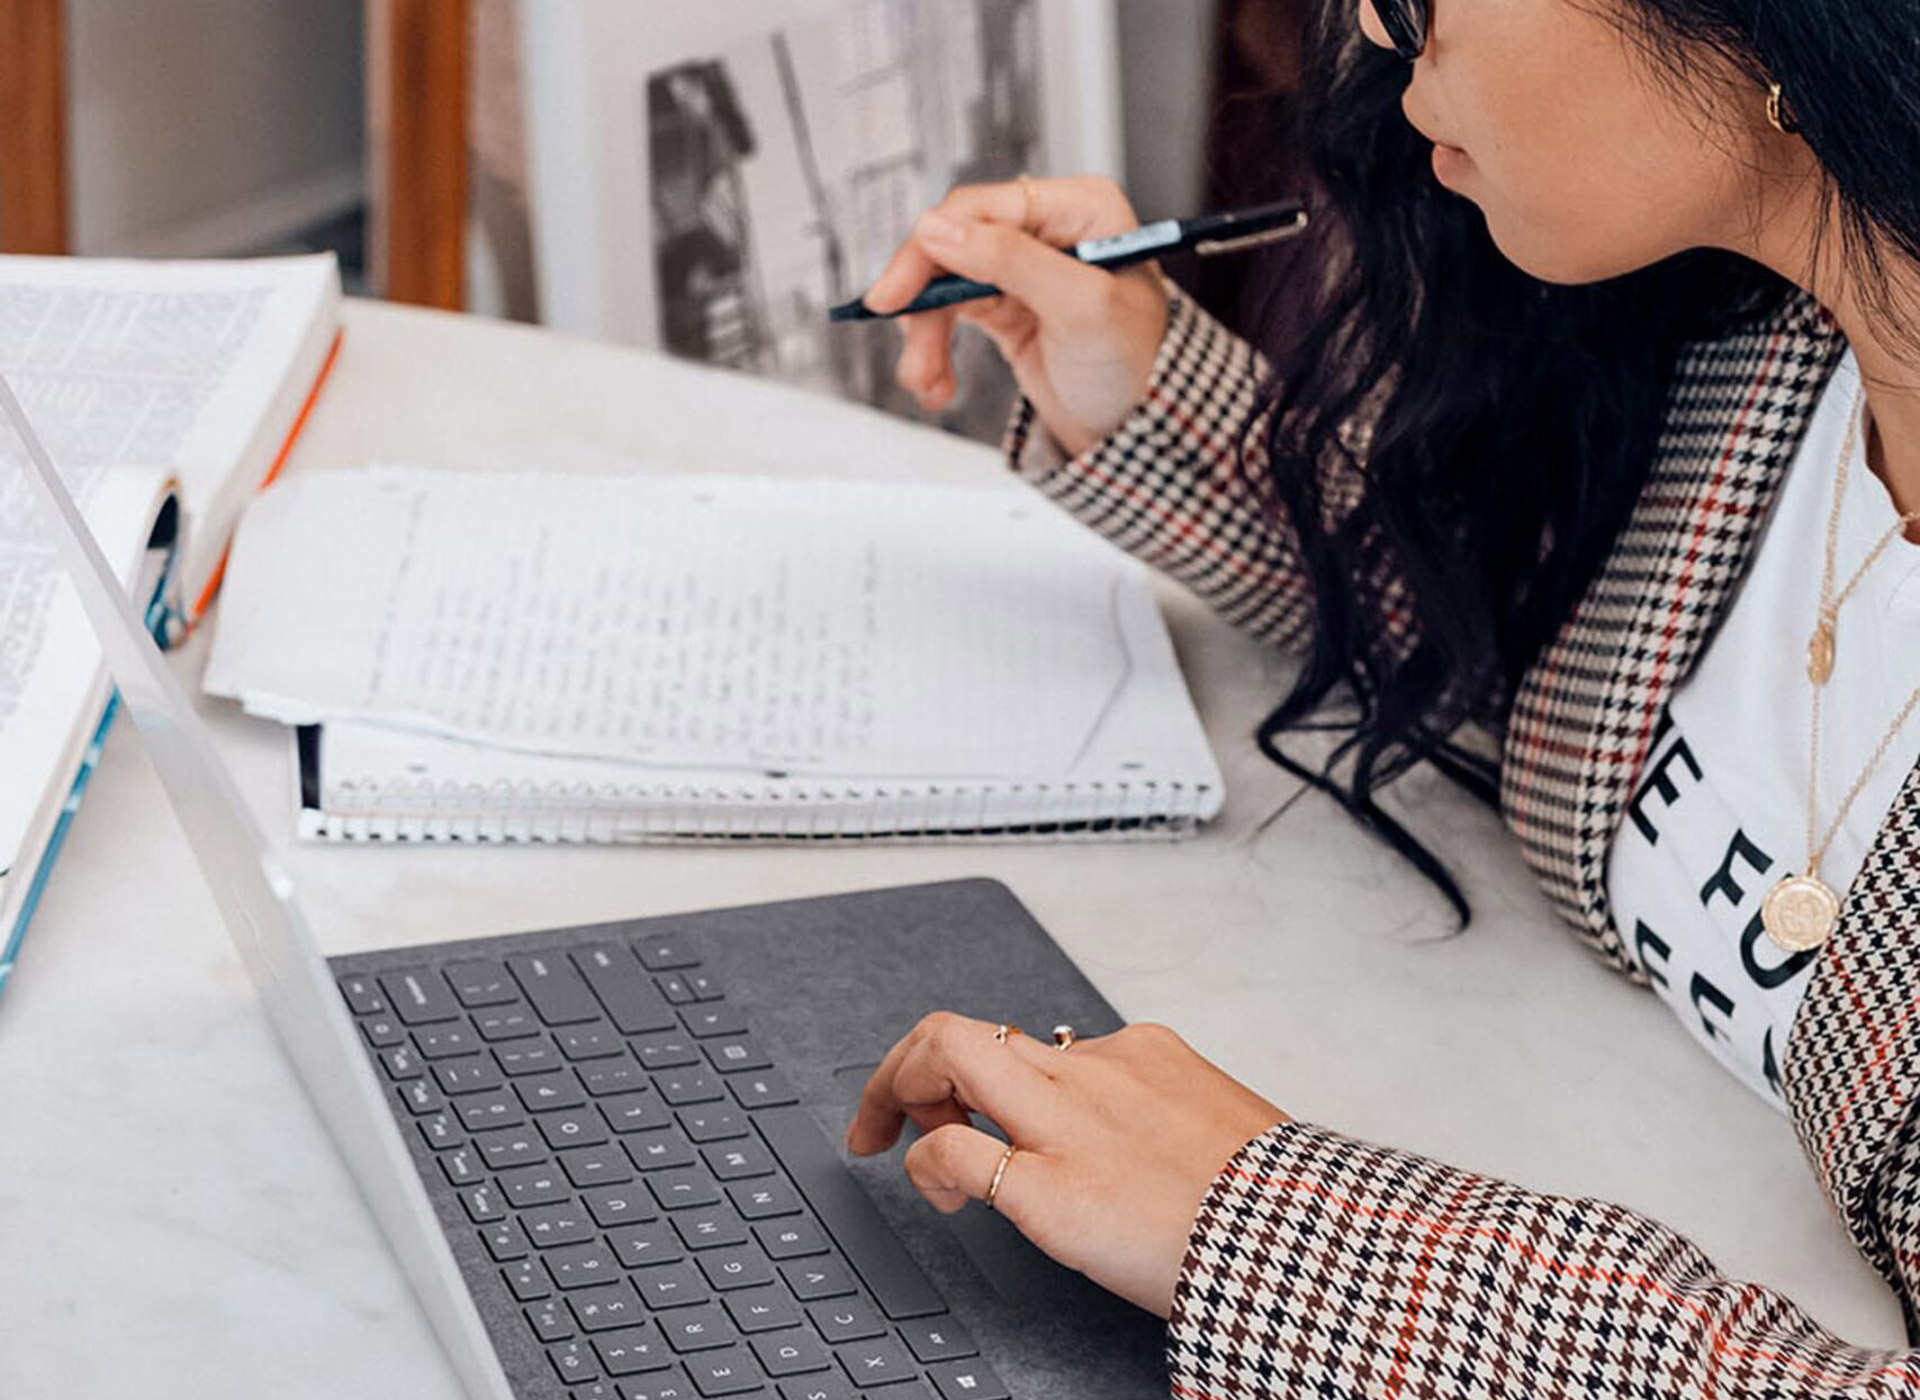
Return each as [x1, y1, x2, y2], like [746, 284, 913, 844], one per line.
[1116, 0, 1215, 219]
[67, 0, 365, 257]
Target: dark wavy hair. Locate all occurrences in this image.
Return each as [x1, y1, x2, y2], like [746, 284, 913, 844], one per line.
[1250, 0, 1920, 924]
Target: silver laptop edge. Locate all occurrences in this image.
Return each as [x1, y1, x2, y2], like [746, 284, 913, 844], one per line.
[0, 373, 513, 1400]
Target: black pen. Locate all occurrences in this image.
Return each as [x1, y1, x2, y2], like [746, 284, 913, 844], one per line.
[828, 197, 1310, 323]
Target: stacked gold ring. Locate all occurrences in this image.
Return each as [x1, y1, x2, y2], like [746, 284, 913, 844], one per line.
[984, 1143, 1018, 1212]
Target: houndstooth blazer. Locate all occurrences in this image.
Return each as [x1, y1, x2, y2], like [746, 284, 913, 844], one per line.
[1007, 289, 1920, 1396]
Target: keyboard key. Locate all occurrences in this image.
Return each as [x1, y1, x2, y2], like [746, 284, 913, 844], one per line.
[898, 1319, 976, 1364]
[474, 1006, 540, 1041]
[680, 1108, 750, 1145]
[780, 1258, 857, 1301]
[809, 1299, 888, 1344]
[778, 1378, 857, 1400]
[456, 1088, 525, 1131]
[523, 1202, 597, 1248]
[440, 1146, 484, 1186]
[725, 1285, 803, 1334]
[728, 1178, 801, 1220]
[648, 1169, 721, 1211]
[476, 1126, 548, 1171]
[672, 1207, 747, 1251]
[632, 1262, 710, 1310]
[634, 937, 701, 971]
[585, 1185, 658, 1228]
[703, 1140, 776, 1181]
[446, 958, 518, 1006]
[504, 1257, 553, 1301]
[572, 1385, 619, 1400]
[379, 969, 461, 1025]
[680, 1005, 750, 1039]
[380, 1046, 423, 1081]
[683, 1345, 761, 1396]
[417, 1113, 461, 1151]
[684, 973, 723, 1003]
[729, 1071, 800, 1111]
[703, 1038, 771, 1074]
[622, 1367, 697, 1400]
[833, 1337, 915, 1387]
[547, 1242, 622, 1290]
[397, 1079, 446, 1115]
[635, 1035, 702, 1071]
[696, 1246, 773, 1292]
[608, 1220, 685, 1270]
[625, 1128, 698, 1172]
[433, 1055, 504, 1096]
[549, 1339, 599, 1385]
[558, 1025, 627, 1061]
[480, 1218, 531, 1261]
[659, 1303, 737, 1353]
[656, 974, 698, 1006]
[459, 1182, 505, 1222]
[754, 1219, 829, 1260]
[539, 1107, 612, 1150]
[413, 1024, 476, 1059]
[656, 1069, 726, 1106]
[510, 953, 603, 1025]
[517, 1071, 587, 1113]
[603, 1094, 673, 1135]
[563, 1146, 636, 1188]
[500, 1165, 572, 1209]
[495, 1040, 564, 1077]
[925, 1360, 1008, 1400]
[526, 1296, 575, 1342]
[575, 945, 679, 1034]
[359, 1014, 407, 1048]
[757, 1107, 945, 1320]
[594, 1324, 674, 1376]
[571, 1281, 647, 1333]
[753, 1330, 831, 1377]
[337, 974, 388, 1015]
[578, 1055, 649, 1097]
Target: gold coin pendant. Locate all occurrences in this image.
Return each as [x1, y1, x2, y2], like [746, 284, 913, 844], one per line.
[1762, 874, 1841, 953]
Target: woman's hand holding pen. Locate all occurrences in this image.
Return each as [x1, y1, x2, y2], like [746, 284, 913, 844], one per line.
[846, 1014, 1287, 1320]
[863, 176, 1171, 458]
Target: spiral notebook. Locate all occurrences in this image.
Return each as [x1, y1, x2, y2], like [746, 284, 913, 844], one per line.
[205, 466, 1225, 843]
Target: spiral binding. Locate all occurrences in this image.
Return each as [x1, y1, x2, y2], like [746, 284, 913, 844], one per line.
[300, 772, 1215, 845]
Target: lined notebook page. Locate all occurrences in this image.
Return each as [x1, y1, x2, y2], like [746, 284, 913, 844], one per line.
[207, 467, 1205, 783]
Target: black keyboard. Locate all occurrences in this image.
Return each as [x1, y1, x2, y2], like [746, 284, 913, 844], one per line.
[336, 934, 1011, 1400]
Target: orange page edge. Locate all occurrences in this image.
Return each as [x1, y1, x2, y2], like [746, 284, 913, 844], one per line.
[186, 326, 345, 627]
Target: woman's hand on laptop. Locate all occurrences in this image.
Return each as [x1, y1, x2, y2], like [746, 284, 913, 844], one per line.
[845, 1013, 1287, 1319]
[862, 176, 1171, 458]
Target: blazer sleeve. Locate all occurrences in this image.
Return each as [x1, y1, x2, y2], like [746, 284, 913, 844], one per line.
[1004, 288, 1318, 650]
[1168, 1119, 1920, 1399]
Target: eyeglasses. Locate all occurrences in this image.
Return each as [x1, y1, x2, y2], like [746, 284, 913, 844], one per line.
[1373, 0, 1429, 59]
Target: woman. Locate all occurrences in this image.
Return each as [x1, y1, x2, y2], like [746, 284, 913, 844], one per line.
[845, 0, 1920, 1393]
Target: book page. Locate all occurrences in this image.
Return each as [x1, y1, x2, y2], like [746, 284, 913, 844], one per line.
[207, 468, 1147, 779]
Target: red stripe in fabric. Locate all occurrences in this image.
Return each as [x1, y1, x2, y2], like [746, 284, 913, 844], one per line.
[1223, 1164, 1912, 1390]
[1065, 456, 1275, 590]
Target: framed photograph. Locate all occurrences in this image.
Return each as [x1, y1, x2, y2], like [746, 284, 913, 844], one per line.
[521, 0, 1123, 442]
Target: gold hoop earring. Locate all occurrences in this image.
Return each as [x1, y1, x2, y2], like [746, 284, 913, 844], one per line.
[1766, 82, 1799, 136]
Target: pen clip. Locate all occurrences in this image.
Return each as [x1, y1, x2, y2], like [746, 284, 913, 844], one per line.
[1193, 210, 1310, 258]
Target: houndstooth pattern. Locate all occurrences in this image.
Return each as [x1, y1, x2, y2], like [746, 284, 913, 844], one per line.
[1007, 288, 1920, 1395]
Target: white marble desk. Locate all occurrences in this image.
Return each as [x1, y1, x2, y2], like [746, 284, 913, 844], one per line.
[0, 302, 1901, 1398]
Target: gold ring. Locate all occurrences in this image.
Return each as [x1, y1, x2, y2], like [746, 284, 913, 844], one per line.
[984, 1143, 1017, 1211]
[993, 1023, 1023, 1045]
[1051, 1024, 1077, 1050]
[1016, 172, 1038, 228]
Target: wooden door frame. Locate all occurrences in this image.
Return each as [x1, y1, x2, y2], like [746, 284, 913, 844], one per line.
[0, 0, 71, 254]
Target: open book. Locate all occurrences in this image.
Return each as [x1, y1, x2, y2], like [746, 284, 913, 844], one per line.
[205, 466, 1225, 842]
[0, 254, 342, 983]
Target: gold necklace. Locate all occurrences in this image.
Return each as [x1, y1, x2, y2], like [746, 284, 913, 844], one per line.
[1762, 387, 1920, 953]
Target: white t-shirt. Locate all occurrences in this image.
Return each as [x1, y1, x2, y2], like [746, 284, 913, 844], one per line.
[1607, 349, 1920, 1109]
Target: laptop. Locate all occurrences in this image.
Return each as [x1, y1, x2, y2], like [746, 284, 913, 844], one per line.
[2, 374, 1167, 1400]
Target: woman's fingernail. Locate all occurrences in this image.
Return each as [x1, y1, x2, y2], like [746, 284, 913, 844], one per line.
[918, 211, 965, 248]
